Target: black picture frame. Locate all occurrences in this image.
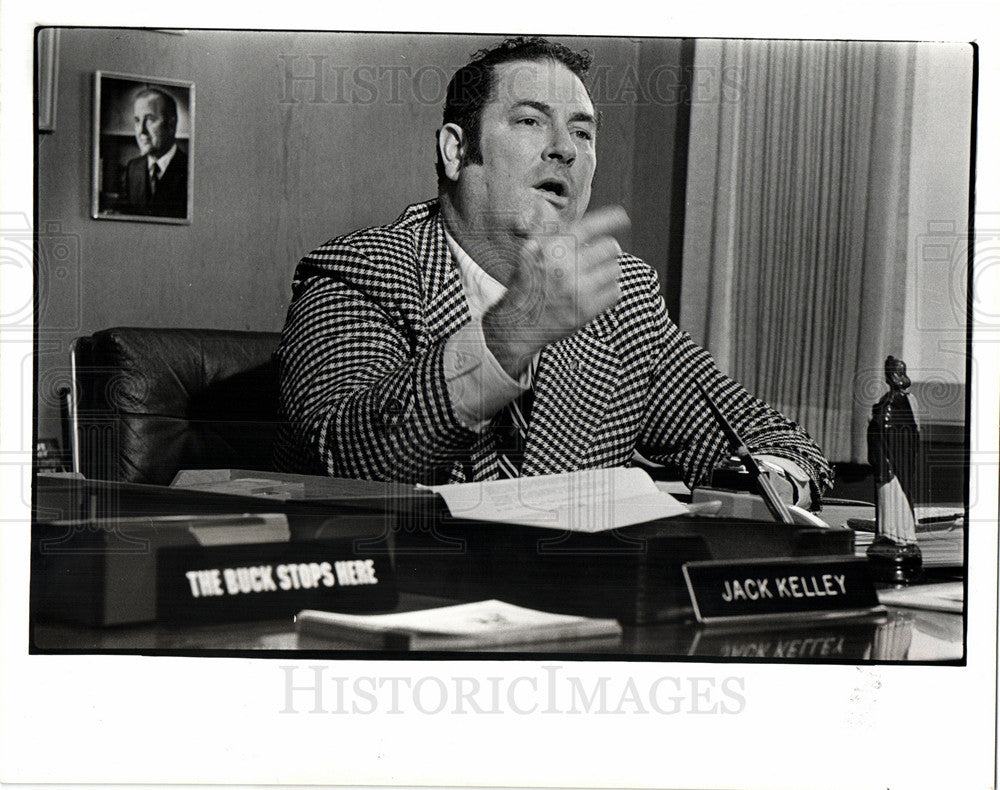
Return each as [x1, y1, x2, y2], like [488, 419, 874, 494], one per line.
[91, 71, 194, 224]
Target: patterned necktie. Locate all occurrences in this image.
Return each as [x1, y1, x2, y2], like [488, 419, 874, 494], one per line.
[495, 360, 537, 477]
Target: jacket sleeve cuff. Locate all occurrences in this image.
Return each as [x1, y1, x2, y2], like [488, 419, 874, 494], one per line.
[443, 320, 526, 431]
[757, 454, 813, 509]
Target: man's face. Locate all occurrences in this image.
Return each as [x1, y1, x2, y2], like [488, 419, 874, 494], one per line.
[133, 94, 176, 158]
[454, 58, 597, 240]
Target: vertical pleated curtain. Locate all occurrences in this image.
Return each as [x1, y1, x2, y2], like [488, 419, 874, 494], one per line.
[681, 39, 916, 462]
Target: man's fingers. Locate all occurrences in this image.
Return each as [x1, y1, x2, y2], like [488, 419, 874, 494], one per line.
[509, 205, 626, 345]
[580, 237, 623, 268]
[575, 205, 630, 245]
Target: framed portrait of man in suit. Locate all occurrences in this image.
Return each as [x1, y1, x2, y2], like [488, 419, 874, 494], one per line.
[91, 71, 194, 223]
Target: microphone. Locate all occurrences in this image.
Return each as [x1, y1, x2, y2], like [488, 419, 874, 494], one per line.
[693, 379, 795, 525]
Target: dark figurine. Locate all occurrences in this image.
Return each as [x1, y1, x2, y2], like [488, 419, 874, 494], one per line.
[866, 356, 922, 583]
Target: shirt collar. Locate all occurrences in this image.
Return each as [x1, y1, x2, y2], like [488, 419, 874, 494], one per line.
[443, 227, 507, 322]
[148, 143, 178, 174]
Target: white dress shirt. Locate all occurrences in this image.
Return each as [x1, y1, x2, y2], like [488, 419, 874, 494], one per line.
[442, 229, 533, 431]
[148, 143, 178, 180]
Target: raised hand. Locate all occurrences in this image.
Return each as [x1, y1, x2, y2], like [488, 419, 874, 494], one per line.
[482, 205, 630, 378]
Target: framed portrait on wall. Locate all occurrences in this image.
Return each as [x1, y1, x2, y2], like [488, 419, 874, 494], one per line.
[91, 71, 194, 223]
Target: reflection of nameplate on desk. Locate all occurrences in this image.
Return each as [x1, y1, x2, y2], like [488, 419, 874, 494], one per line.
[686, 614, 887, 660]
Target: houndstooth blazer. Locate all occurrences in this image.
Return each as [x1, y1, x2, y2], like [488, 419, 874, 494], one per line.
[274, 200, 833, 497]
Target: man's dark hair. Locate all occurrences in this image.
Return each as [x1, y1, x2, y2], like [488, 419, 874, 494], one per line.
[436, 36, 592, 187]
[134, 86, 178, 124]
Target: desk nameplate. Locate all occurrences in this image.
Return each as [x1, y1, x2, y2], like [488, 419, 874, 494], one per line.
[158, 541, 397, 623]
[683, 556, 883, 625]
[31, 513, 398, 626]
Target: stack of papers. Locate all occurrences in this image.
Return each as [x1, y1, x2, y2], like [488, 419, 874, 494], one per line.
[426, 468, 690, 532]
[296, 599, 623, 650]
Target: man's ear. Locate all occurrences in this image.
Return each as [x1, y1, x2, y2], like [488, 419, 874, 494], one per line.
[437, 123, 466, 183]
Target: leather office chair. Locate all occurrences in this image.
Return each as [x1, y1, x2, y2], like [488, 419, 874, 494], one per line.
[68, 327, 282, 485]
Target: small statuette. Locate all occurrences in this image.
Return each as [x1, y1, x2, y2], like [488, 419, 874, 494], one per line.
[866, 356, 922, 583]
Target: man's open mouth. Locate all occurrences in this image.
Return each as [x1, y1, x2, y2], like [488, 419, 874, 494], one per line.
[534, 179, 569, 202]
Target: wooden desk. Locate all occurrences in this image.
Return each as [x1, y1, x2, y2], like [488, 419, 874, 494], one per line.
[31, 475, 965, 663]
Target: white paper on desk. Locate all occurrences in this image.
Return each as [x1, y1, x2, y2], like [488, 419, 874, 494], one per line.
[426, 468, 689, 532]
[877, 581, 964, 613]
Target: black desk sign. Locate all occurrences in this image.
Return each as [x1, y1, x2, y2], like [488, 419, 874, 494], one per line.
[682, 556, 882, 625]
[157, 541, 397, 623]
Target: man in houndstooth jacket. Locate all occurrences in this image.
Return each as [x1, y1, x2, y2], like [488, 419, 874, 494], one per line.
[275, 37, 833, 506]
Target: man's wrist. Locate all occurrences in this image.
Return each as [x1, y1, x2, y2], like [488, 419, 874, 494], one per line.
[481, 307, 539, 380]
[444, 321, 525, 430]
